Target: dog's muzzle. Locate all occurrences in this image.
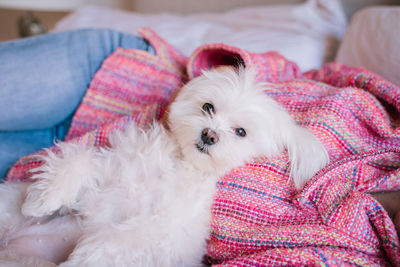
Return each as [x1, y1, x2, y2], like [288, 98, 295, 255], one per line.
[201, 128, 219, 145]
[196, 128, 218, 154]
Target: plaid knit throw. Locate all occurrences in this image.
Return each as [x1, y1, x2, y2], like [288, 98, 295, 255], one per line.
[7, 28, 400, 266]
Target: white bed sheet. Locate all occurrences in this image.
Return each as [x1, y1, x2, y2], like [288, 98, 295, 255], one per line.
[54, 0, 347, 71]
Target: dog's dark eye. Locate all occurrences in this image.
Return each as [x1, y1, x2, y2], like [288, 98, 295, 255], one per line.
[235, 128, 246, 137]
[202, 103, 215, 115]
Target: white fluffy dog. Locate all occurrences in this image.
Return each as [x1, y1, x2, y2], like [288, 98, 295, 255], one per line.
[0, 67, 328, 266]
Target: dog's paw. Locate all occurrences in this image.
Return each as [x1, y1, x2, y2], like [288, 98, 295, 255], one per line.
[21, 154, 69, 217]
[21, 182, 65, 217]
[21, 143, 100, 217]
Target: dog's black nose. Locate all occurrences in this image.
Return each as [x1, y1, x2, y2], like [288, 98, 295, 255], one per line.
[201, 128, 219, 145]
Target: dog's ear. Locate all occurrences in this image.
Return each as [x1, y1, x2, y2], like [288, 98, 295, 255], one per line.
[162, 88, 182, 131]
[285, 126, 329, 189]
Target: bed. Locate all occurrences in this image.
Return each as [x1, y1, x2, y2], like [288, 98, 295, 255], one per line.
[6, 0, 400, 265]
[51, 0, 400, 85]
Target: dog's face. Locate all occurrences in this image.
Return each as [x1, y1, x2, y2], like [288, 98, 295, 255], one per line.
[167, 67, 290, 175]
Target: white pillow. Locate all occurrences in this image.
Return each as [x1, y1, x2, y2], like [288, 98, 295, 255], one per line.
[335, 6, 400, 85]
[54, 0, 347, 71]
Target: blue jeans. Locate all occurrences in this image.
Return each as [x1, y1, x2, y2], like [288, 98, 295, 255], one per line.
[0, 29, 154, 179]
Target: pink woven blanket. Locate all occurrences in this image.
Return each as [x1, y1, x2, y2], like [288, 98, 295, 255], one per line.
[7, 29, 400, 266]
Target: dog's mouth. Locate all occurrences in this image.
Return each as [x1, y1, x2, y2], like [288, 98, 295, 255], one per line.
[195, 143, 209, 154]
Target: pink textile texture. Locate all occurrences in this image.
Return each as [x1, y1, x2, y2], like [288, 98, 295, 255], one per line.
[7, 28, 400, 266]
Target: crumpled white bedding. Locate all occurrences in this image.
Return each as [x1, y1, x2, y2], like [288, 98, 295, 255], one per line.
[54, 0, 347, 71]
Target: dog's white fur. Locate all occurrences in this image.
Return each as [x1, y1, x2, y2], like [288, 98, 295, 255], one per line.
[0, 67, 328, 266]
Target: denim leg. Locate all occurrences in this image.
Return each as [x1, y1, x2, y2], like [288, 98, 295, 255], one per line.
[0, 28, 154, 130]
[0, 29, 154, 179]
